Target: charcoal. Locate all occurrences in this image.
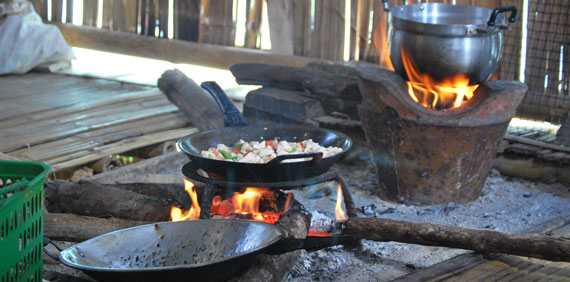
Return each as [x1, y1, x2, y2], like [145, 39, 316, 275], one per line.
[361, 204, 377, 216]
[378, 207, 397, 215]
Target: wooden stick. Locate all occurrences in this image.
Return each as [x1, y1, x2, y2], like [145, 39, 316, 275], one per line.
[44, 213, 151, 242]
[504, 134, 570, 154]
[344, 217, 570, 262]
[0, 152, 19, 161]
[52, 22, 314, 69]
[338, 176, 359, 218]
[492, 156, 570, 186]
[266, 0, 294, 55]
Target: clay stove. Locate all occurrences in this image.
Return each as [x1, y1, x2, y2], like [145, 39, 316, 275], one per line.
[358, 65, 527, 205]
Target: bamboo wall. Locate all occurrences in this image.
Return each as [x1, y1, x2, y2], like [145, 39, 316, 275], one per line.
[29, 0, 569, 124]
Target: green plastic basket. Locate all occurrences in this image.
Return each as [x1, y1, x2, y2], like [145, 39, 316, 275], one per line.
[0, 160, 50, 282]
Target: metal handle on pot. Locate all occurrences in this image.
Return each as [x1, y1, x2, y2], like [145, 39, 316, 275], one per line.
[267, 152, 324, 165]
[487, 6, 517, 28]
[201, 81, 248, 127]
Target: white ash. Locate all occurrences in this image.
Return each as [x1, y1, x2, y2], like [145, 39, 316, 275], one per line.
[288, 168, 570, 282]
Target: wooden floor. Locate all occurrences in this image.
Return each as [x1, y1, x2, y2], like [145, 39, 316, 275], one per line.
[0, 72, 197, 171]
[395, 219, 570, 281]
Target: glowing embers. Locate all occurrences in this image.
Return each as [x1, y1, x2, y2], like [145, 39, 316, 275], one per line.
[401, 48, 479, 110]
[170, 181, 294, 224]
[211, 187, 291, 224]
[170, 179, 350, 226]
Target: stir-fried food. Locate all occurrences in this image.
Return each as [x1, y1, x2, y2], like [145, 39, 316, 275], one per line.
[201, 139, 342, 163]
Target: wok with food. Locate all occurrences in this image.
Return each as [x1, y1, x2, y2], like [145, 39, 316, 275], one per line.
[177, 81, 352, 182]
[201, 139, 343, 163]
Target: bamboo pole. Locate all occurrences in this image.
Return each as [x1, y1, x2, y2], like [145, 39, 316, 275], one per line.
[53, 23, 314, 69]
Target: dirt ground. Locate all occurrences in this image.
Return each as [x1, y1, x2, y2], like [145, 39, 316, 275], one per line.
[288, 161, 570, 281]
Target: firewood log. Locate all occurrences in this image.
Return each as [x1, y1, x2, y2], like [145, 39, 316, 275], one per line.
[45, 180, 181, 222]
[230, 63, 361, 101]
[44, 213, 151, 242]
[158, 69, 226, 131]
[345, 217, 570, 262]
[237, 201, 310, 282]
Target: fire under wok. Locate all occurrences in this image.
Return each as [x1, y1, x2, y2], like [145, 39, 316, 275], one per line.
[58, 220, 354, 282]
[177, 82, 352, 183]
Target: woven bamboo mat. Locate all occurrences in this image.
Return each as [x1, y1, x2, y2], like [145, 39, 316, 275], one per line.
[0, 72, 197, 171]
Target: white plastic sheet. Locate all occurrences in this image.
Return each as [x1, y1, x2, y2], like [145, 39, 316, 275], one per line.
[0, 1, 75, 75]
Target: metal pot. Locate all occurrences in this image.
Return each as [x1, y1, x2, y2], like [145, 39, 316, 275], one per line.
[382, 1, 517, 84]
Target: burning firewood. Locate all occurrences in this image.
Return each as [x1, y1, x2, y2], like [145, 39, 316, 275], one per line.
[237, 200, 311, 282]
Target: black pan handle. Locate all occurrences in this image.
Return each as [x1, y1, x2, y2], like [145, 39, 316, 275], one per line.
[201, 81, 248, 127]
[264, 235, 356, 255]
[267, 152, 324, 165]
[487, 6, 517, 27]
[43, 237, 64, 261]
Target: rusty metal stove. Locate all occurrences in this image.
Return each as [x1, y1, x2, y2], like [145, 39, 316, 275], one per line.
[357, 65, 527, 205]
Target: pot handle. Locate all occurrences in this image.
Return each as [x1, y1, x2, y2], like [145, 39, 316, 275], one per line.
[201, 81, 248, 128]
[267, 152, 324, 165]
[487, 6, 517, 28]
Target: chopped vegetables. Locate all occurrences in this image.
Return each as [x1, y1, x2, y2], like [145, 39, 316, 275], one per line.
[200, 139, 342, 163]
[219, 149, 231, 159]
[232, 144, 242, 154]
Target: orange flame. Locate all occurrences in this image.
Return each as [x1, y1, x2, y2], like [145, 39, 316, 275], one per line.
[401, 48, 479, 110]
[335, 183, 348, 222]
[374, 8, 394, 71]
[373, 11, 479, 110]
[211, 187, 286, 224]
[171, 179, 201, 221]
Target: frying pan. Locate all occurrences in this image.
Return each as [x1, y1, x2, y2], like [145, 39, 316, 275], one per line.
[177, 82, 352, 183]
[57, 220, 354, 282]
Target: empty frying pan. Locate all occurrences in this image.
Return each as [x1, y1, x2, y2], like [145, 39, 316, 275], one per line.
[57, 220, 354, 282]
